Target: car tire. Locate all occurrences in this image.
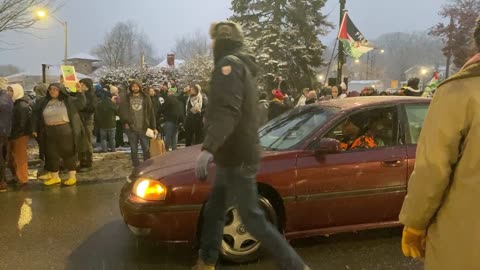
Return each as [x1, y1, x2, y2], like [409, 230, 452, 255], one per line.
[218, 194, 280, 264]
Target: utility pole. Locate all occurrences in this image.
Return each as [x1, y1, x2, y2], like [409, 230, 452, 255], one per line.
[337, 0, 347, 86]
[445, 14, 454, 78]
[366, 51, 370, 80]
[140, 51, 145, 82]
[63, 21, 68, 64]
[42, 64, 47, 83]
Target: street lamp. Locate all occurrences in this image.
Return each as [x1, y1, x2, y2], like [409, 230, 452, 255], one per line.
[420, 68, 429, 90]
[36, 9, 68, 64]
[355, 59, 360, 64]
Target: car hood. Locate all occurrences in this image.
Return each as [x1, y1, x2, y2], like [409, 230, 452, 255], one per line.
[135, 145, 285, 183]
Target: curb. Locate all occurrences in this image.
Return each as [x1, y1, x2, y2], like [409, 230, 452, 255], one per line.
[2, 177, 128, 193]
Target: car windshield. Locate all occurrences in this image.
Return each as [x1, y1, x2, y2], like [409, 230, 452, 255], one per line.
[259, 106, 339, 151]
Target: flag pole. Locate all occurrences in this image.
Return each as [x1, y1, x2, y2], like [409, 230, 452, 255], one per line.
[337, 0, 347, 86]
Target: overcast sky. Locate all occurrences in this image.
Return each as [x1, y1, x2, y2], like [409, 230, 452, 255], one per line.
[0, 0, 449, 71]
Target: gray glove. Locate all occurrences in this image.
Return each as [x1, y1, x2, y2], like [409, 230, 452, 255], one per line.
[195, 150, 213, 181]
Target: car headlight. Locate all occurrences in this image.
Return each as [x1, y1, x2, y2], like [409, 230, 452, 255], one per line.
[132, 178, 167, 201]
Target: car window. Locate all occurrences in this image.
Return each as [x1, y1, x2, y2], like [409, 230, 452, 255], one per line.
[404, 104, 429, 144]
[259, 106, 338, 150]
[323, 106, 399, 152]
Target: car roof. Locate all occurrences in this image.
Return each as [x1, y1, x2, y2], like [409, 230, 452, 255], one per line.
[317, 96, 430, 110]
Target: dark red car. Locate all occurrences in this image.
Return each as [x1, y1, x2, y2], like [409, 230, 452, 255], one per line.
[119, 96, 430, 263]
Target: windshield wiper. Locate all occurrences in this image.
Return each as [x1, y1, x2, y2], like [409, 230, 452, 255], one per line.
[265, 115, 311, 151]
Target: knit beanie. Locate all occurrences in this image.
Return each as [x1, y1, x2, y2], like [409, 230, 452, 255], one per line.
[209, 21, 244, 43]
[273, 89, 284, 101]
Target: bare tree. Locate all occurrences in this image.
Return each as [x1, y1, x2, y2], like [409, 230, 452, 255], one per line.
[92, 21, 159, 68]
[0, 0, 58, 33]
[373, 32, 445, 81]
[172, 30, 210, 60]
[430, 0, 480, 73]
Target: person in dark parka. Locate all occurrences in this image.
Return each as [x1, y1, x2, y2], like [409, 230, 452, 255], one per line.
[77, 78, 97, 172]
[192, 21, 309, 270]
[0, 79, 13, 192]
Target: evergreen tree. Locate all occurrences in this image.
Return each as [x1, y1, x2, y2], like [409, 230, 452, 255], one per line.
[231, 0, 332, 92]
[177, 54, 214, 93]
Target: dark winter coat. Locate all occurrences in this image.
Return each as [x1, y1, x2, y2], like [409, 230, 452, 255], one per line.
[32, 83, 86, 151]
[0, 91, 13, 137]
[177, 93, 189, 110]
[96, 96, 118, 129]
[161, 94, 184, 124]
[305, 98, 316, 105]
[258, 100, 269, 127]
[150, 95, 161, 121]
[268, 100, 289, 120]
[118, 82, 156, 132]
[79, 89, 97, 123]
[10, 96, 32, 139]
[202, 51, 260, 166]
[402, 87, 423, 97]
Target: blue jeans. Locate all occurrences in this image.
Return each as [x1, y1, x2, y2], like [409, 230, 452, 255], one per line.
[163, 121, 178, 151]
[125, 129, 150, 167]
[199, 165, 305, 269]
[100, 128, 116, 152]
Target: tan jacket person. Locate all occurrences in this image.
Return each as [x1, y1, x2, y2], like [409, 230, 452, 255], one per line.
[399, 19, 480, 270]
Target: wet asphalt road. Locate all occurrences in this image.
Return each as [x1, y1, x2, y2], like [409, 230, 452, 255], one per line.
[0, 181, 423, 270]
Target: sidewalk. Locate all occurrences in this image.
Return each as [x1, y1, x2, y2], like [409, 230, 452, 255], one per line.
[22, 141, 186, 184]
[25, 144, 133, 184]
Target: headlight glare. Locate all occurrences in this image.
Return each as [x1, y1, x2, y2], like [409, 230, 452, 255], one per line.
[132, 178, 167, 201]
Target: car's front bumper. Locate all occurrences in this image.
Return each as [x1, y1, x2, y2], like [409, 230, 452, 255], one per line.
[119, 182, 201, 243]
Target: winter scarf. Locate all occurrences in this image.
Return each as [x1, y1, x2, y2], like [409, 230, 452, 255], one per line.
[188, 90, 203, 114]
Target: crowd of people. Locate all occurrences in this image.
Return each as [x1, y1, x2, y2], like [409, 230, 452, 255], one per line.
[0, 76, 208, 191]
[0, 72, 429, 192]
[257, 76, 429, 126]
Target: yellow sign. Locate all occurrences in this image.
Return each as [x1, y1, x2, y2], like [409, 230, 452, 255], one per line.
[61, 65, 78, 92]
[390, 80, 399, 89]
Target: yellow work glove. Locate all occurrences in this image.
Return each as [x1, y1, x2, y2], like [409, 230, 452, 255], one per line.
[401, 226, 426, 259]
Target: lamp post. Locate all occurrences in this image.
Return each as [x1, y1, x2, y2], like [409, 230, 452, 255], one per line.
[36, 10, 68, 64]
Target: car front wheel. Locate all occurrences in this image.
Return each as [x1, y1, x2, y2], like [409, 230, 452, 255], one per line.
[219, 195, 279, 263]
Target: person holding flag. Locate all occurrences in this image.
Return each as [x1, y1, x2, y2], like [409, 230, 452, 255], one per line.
[422, 71, 440, 98]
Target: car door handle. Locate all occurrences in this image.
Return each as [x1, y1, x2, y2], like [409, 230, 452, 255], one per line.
[382, 160, 403, 167]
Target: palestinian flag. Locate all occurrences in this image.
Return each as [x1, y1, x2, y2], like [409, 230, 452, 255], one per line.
[422, 71, 440, 97]
[338, 12, 373, 59]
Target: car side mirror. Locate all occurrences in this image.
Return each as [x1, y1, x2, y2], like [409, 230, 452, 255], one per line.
[315, 138, 341, 156]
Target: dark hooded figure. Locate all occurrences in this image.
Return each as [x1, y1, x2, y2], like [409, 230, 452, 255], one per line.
[32, 83, 86, 187]
[402, 78, 423, 96]
[32, 84, 49, 168]
[0, 80, 13, 192]
[77, 78, 97, 172]
[192, 21, 310, 270]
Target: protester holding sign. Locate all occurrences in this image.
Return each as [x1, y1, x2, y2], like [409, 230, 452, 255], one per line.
[33, 83, 86, 186]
